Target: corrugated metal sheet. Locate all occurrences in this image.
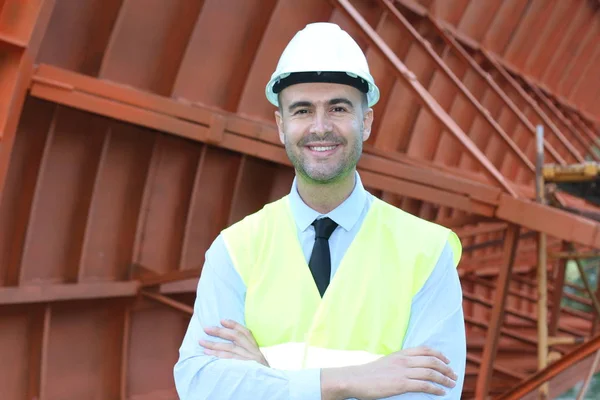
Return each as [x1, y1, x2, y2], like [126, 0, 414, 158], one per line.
[0, 0, 598, 398]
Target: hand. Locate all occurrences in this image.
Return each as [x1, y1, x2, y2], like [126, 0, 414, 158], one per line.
[200, 319, 269, 367]
[322, 346, 457, 400]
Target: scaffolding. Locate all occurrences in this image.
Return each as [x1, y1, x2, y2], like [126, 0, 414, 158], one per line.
[515, 126, 600, 400]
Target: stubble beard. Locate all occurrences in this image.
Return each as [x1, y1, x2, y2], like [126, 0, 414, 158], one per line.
[284, 131, 363, 185]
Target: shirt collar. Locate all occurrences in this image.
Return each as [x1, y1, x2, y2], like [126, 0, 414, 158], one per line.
[288, 171, 367, 232]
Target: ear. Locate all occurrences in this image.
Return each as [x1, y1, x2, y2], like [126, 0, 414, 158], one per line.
[275, 110, 285, 144]
[362, 108, 374, 142]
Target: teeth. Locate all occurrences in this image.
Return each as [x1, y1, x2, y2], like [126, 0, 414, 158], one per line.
[310, 146, 336, 152]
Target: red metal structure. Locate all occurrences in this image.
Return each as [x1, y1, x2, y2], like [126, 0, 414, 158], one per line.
[0, 0, 599, 399]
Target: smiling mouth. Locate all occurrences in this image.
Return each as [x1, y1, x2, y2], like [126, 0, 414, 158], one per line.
[308, 145, 338, 152]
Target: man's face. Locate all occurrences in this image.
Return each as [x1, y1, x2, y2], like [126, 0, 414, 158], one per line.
[274, 82, 373, 184]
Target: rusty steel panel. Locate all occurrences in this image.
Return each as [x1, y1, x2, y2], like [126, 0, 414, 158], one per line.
[0, 0, 599, 399]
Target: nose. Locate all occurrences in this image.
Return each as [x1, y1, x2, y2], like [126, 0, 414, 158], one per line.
[309, 109, 333, 136]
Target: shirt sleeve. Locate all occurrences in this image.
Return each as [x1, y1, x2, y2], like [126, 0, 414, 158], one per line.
[173, 234, 322, 400]
[389, 241, 467, 399]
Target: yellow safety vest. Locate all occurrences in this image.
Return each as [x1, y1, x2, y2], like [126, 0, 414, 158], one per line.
[221, 195, 461, 370]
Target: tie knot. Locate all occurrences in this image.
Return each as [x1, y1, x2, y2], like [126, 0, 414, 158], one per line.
[312, 217, 338, 240]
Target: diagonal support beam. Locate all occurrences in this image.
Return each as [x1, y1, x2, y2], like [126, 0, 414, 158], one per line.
[526, 81, 600, 162]
[495, 333, 600, 400]
[576, 350, 600, 400]
[420, 12, 570, 166]
[477, 49, 589, 164]
[467, 354, 526, 381]
[140, 290, 193, 315]
[475, 224, 520, 399]
[332, 0, 517, 196]
[571, 246, 600, 320]
[376, 0, 536, 176]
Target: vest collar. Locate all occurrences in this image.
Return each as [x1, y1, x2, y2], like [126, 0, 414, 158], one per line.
[288, 171, 367, 233]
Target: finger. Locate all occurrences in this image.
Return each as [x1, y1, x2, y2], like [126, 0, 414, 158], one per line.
[205, 325, 258, 357]
[204, 326, 248, 346]
[407, 368, 457, 389]
[221, 319, 257, 345]
[199, 339, 254, 359]
[403, 379, 446, 396]
[406, 356, 457, 380]
[204, 348, 251, 361]
[401, 346, 450, 364]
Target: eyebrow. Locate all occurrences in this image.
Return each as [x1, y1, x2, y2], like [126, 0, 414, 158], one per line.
[328, 98, 354, 108]
[288, 101, 312, 113]
[287, 97, 355, 113]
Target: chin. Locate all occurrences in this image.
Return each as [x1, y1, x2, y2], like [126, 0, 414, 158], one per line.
[304, 169, 344, 184]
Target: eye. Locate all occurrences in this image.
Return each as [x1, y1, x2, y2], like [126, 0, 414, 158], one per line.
[293, 109, 309, 115]
[331, 106, 347, 113]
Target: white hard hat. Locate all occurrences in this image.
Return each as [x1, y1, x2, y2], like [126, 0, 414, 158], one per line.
[265, 22, 380, 108]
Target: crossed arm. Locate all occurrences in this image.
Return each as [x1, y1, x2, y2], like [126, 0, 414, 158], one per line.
[173, 236, 466, 399]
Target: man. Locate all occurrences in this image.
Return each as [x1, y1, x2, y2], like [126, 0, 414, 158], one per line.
[174, 22, 466, 399]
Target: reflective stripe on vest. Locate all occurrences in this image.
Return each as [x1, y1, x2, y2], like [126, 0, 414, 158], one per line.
[222, 195, 461, 370]
[260, 342, 383, 370]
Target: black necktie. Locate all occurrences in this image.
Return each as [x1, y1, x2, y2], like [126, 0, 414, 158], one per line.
[309, 217, 338, 297]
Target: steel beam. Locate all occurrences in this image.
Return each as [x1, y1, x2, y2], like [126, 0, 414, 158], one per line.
[572, 252, 600, 320]
[495, 333, 600, 400]
[464, 315, 537, 347]
[0, 281, 139, 304]
[462, 291, 585, 338]
[332, 0, 518, 196]
[576, 350, 600, 400]
[138, 268, 202, 287]
[140, 290, 193, 315]
[28, 65, 600, 252]
[0, 0, 56, 199]
[467, 353, 526, 381]
[527, 82, 600, 162]
[478, 49, 585, 164]
[549, 251, 600, 259]
[475, 224, 520, 399]
[377, 0, 537, 177]
[424, 15, 571, 166]
[29, 66, 503, 215]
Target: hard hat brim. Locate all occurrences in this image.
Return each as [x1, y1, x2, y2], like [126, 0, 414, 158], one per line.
[266, 71, 380, 108]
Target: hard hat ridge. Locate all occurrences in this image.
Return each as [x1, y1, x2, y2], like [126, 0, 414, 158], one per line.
[265, 22, 380, 107]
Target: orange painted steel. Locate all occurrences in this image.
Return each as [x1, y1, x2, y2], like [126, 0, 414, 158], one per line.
[0, 0, 599, 399]
[495, 334, 600, 400]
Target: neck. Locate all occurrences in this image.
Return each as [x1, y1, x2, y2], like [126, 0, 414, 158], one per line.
[296, 171, 356, 214]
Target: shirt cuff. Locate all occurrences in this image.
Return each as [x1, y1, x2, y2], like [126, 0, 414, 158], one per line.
[289, 368, 321, 400]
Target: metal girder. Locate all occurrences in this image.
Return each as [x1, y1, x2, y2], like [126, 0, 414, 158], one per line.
[375, 0, 536, 178]
[0, 281, 139, 304]
[550, 250, 600, 259]
[462, 291, 585, 338]
[423, 14, 571, 166]
[332, 0, 518, 196]
[465, 315, 537, 347]
[29, 66, 505, 215]
[0, 0, 55, 200]
[496, 333, 600, 400]
[140, 290, 193, 316]
[572, 251, 600, 321]
[28, 65, 600, 251]
[138, 268, 202, 288]
[577, 351, 600, 400]
[396, 0, 600, 127]
[475, 224, 520, 398]
[467, 354, 526, 381]
[477, 49, 586, 164]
